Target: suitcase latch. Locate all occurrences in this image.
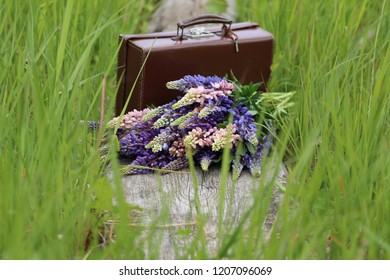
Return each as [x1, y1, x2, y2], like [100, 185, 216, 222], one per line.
[186, 27, 215, 39]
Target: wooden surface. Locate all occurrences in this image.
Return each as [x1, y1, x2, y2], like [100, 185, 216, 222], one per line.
[117, 164, 287, 259]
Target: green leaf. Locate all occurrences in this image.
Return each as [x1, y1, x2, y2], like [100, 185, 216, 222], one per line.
[245, 142, 256, 154]
[217, 122, 227, 128]
[55, 0, 73, 82]
[229, 70, 238, 82]
[236, 141, 246, 156]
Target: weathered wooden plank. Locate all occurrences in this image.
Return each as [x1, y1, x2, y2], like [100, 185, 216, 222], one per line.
[118, 164, 286, 259]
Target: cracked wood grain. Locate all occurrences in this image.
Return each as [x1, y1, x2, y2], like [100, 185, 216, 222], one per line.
[117, 163, 286, 259]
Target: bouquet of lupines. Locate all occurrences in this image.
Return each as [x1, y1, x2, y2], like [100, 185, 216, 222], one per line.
[103, 75, 294, 179]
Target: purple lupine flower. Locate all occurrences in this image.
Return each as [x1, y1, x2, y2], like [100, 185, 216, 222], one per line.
[135, 152, 175, 169]
[233, 103, 259, 146]
[146, 127, 181, 153]
[118, 122, 158, 157]
[166, 75, 226, 92]
[155, 102, 196, 128]
[181, 96, 232, 132]
[248, 157, 262, 177]
[161, 157, 189, 172]
[195, 149, 218, 171]
[145, 130, 170, 152]
[261, 129, 274, 156]
[121, 160, 153, 175]
[86, 121, 99, 130]
[199, 95, 233, 119]
[240, 129, 274, 177]
[232, 159, 244, 181]
[125, 152, 176, 174]
[181, 114, 216, 132]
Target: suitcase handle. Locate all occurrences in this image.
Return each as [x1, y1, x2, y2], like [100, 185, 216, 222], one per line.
[176, 14, 233, 39]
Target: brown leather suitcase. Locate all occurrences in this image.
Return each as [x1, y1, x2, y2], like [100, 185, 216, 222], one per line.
[116, 14, 273, 115]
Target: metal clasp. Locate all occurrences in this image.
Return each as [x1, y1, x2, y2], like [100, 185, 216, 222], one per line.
[187, 27, 215, 39]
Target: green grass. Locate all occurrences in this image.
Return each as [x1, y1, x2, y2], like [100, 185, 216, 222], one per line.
[0, 0, 155, 259]
[1, 0, 389, 259]
[237, 0, 389, 259]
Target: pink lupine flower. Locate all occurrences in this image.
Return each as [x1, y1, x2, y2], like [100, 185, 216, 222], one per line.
[172, 86, 212, 109]
[169, 139, 186, 157]
[109, 108, 151, 130]
[211, 124, 242, 151]
[184, 127, 217, 149]
[212, 80, 236, 93]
